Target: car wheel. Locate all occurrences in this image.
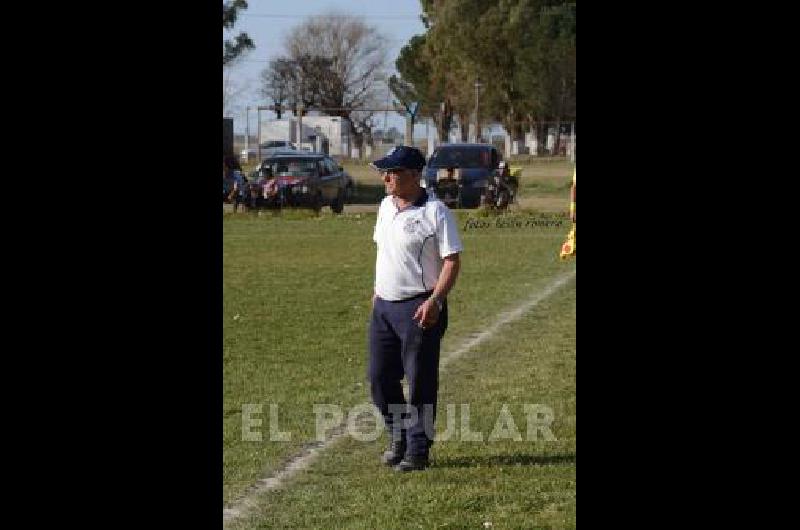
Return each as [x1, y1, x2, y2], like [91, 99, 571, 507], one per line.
[331, 189, 345, 214]
[311, 191, 323, 214]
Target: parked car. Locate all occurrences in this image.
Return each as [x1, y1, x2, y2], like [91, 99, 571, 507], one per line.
[260, 140, 298, 159]
[247, 152, 351, 213]
[422, 143, 503, 208]
[240, 140, 298, 162]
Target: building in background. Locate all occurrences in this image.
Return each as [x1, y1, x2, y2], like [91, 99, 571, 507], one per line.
[259, 115, 351, 156]
[299, 116, 350, 156]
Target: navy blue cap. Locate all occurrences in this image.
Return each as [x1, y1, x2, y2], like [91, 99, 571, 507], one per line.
[370, 145, 426, 171]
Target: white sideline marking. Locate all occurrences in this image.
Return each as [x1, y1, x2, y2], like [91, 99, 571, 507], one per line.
[439, 269, 576, 371]
[223, 269, 576, 526]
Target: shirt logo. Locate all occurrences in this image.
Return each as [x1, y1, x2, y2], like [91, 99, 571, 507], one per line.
[403, 217, 421, 234]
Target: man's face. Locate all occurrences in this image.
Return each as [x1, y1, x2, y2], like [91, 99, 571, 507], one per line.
[382, 167, 419, 196]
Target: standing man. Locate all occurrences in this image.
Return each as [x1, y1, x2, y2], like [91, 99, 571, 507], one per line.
[368, 146, 463, 472]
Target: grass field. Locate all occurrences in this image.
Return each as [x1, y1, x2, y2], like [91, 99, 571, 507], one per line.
[229, 278, 575, 529]
[339, 158, 574, 210]
[223, 157, 576, 527]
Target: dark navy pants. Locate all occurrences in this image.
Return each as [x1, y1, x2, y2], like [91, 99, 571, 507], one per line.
[368, 292, 448, 458]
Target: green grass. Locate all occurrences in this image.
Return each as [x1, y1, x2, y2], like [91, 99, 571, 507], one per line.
[228, 270, 576, 529]
[224, 205, 575, 525]
[224, 152, 575, 525]
[515, 160, 573, 198]
[223, 213, 378, 504]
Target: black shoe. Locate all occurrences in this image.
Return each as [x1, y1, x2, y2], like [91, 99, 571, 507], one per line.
[382, 440, 406, 466]
[393, 455, 429, 472]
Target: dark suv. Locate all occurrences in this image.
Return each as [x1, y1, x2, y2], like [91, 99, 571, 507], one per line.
[248, 151, 352, 213]
[422, 143, 503, 208]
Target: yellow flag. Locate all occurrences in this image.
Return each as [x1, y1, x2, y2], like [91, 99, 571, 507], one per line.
[560, 168, 576, 260]
[560, 226, 575, 260]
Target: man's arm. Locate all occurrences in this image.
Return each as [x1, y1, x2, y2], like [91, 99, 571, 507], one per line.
[431, 253, 460, 303]
[413, 252, 461, 328]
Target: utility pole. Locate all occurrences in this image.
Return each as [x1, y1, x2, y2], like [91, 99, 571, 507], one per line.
[384, 80, 390, 140]
[474, 80, 483, 143]
[257, 107, 262, 163]
[298, 102, 304, 150]
[245, 106, 250, 161]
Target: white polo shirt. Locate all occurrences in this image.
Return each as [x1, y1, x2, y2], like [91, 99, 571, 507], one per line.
[373, 190, 463, 301]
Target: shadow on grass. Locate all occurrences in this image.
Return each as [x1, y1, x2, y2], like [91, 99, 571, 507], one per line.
[433, 452, 575, 468]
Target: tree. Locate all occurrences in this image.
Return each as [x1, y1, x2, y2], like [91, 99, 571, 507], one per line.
[292, 54, 343, 110]
[260, 58, 296, 119]
[286, 12, 386, 108]
[283, 13, 388, 138]
[403, 0, 576, 150]
[418, 0, 484, 140]
[389, 75, 420, 147]
[223, 0, 254, 65]
[510, 1, 576, 152]
[350, 110, 378, 152]
[393, 34, 455, 142]
[223, 65, 250, 117]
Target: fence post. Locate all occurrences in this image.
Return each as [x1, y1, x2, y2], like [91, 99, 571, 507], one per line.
[528, 127, 537, 157]
[427, 118, 436, 156]
[570, 122, 576, 163]
[298, 103, 304, 150]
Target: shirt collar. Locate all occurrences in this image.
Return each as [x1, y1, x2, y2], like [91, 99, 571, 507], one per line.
[392, 189, 428, 213]
[413, 189, 429, 207]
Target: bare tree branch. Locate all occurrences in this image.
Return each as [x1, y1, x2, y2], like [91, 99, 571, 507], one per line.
[282, 12, 388, 128]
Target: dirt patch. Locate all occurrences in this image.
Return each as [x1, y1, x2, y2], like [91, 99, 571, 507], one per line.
[343, 204, 379, 214]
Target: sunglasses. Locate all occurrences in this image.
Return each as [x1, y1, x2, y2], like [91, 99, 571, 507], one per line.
[380, 168, 412, 179]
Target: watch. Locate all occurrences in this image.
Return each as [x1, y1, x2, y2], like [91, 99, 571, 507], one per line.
[429, 295, 443, 311]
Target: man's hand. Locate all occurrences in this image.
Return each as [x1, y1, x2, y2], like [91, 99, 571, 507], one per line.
[413, 299, 440, 329]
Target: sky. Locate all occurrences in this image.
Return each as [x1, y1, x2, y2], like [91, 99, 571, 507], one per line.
[224, 0, 428, 135]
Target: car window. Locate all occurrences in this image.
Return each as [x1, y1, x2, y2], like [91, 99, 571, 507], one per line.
[428, 147, 491, 168]
[324, 159, 338, 174]
[264, 158, 319, 177]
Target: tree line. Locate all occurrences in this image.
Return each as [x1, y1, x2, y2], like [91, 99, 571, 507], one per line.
[394, 0, 576, 148]
[223, 1, 254, 66]
[253, 1, 575, 152]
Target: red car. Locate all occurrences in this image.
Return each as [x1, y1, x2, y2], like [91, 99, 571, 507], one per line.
[248, 152, 352, 213]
